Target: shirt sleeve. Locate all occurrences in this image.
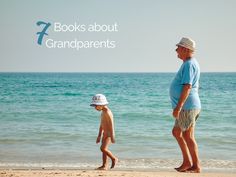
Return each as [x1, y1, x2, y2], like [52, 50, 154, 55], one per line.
[181, 62, 195, 85]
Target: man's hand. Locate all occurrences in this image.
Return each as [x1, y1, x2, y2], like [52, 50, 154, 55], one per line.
[173, 107, 181, 119]
[96, 136, 101, 144]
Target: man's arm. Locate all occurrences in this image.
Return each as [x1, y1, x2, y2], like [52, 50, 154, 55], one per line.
[173, 84, 192, 119]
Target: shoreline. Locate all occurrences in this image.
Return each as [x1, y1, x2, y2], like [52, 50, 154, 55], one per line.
[0, 169, 235, 177]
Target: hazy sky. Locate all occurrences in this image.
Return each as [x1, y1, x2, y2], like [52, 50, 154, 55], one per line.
[1, 0, 236, 72]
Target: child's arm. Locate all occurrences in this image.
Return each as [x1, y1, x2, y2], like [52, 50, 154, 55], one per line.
[96, 125, 103, 144]
[107, 113, 115, 143]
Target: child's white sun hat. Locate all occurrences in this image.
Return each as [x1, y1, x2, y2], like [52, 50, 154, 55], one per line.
[90, 94, 109, 106]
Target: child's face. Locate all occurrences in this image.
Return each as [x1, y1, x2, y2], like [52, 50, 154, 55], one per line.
[95, 105, 103, 111]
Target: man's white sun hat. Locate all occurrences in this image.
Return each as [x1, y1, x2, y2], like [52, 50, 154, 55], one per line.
[90, 94, 109, 106]
[176, 37, 196, 51]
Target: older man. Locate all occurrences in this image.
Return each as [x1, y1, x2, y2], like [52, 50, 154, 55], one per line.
[169, 37, 201, 173]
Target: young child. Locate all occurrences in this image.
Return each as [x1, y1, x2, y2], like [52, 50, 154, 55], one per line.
[90, 94, 118, 170]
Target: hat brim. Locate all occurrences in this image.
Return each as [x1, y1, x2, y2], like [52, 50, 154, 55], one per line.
[176, 44, 195, 51]
[90, 102, 108, 107]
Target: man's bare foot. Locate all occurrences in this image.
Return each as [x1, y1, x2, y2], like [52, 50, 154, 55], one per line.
[174, 162, 192, 172]
[110, 158, 118, 169]
[96, 165, 107, 170]
[186, 166, 201, 173]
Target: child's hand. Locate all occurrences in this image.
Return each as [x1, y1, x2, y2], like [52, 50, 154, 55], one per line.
[111, 137, 115, 143]
[96, 136, 101, 144]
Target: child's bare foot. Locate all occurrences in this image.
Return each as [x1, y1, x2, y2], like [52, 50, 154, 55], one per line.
[110, 158, 118, 169]
[174, 162, 192, 172]
[186, 166, 201, 173]
[96, 165, 107, 170]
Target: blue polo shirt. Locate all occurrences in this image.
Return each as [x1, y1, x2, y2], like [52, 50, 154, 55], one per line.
[169, 58, 201, 110]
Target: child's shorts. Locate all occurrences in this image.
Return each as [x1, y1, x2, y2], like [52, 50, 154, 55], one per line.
[174, 109, 200, 132]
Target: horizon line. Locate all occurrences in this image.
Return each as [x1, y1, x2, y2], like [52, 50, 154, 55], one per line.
[0, 71, 235, 74]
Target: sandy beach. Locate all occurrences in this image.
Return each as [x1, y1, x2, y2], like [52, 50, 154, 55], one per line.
[0, 169, 235, 177]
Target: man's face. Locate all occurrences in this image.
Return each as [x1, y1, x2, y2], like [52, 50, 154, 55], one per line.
[176, 46, 184, 59]
[95, 105, 103, 111]
[175, 45, 189, 60]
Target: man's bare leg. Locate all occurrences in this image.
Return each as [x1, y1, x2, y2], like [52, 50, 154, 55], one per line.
[183, 126, 201, 173]
[172, 127, 192, 172]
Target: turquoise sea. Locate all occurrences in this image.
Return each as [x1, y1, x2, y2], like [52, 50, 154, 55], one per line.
[0, 73, 235, 171]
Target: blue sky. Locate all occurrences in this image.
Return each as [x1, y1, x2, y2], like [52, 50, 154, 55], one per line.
[0, 0, 236, 72]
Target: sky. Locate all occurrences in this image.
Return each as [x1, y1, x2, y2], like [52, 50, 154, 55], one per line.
[0, 0, 236, 72]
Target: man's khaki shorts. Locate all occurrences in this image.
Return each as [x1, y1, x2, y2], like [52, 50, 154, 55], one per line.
[174, 109, 200, 132]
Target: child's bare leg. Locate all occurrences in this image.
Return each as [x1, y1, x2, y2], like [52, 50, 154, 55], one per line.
[96, 152, 107, 170]
[100, 137, 118, 169]
[102, 152, 108, 168]
[111, 157, 118, 169]
[96, 146, 108, 170]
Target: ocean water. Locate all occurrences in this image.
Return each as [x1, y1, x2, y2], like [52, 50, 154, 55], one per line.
[0, 73, 235, 171]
